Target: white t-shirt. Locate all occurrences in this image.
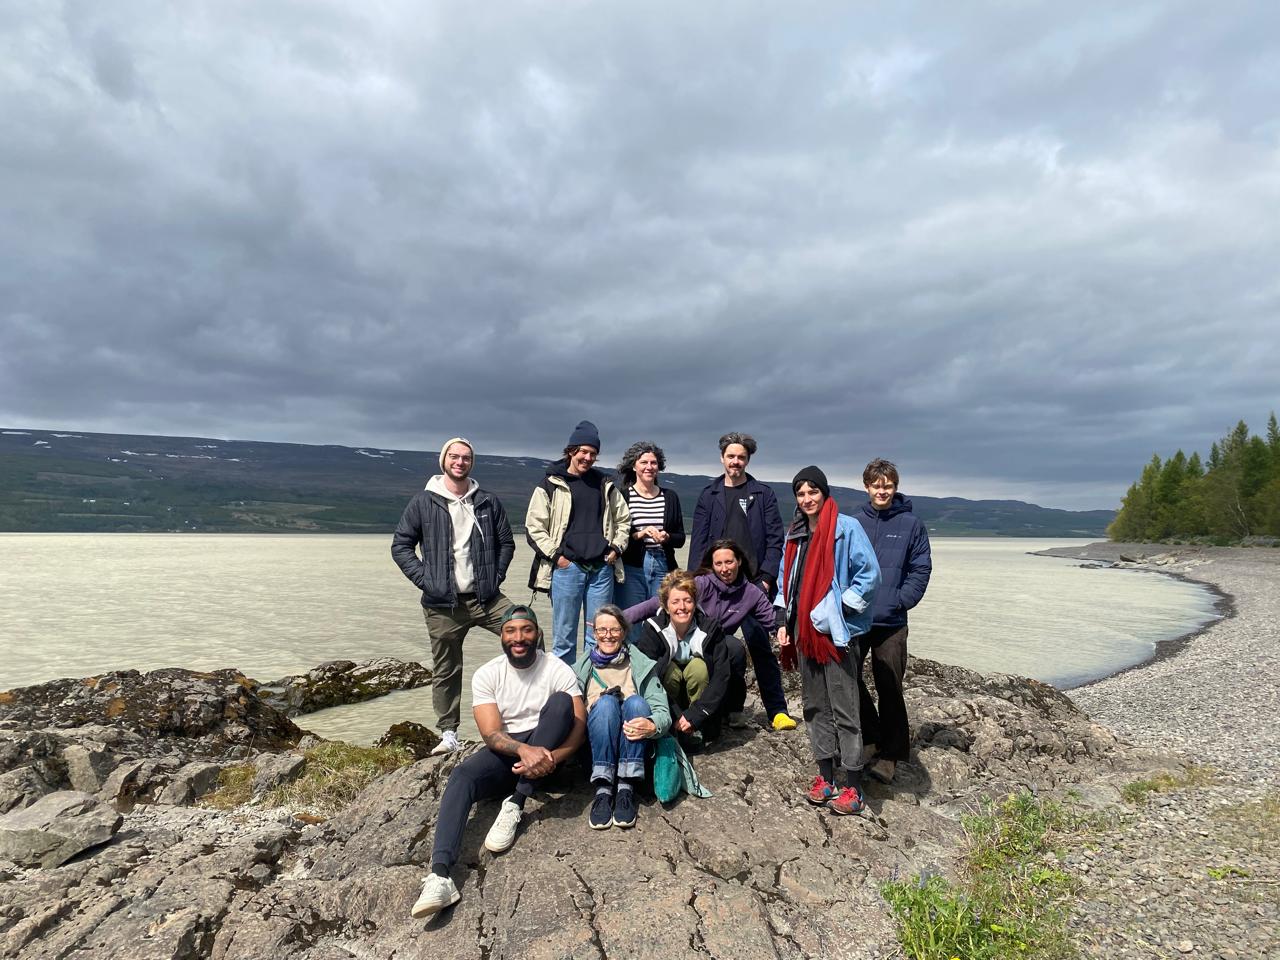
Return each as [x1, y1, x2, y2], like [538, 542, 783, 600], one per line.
[471, 651, 581, 735]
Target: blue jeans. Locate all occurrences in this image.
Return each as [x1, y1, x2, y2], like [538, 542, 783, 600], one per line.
[587, 693, 652, 783]
[616, 550, 669, 615]
[550, 561, 615, 664]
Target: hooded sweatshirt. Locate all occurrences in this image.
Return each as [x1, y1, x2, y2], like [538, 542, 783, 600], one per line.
[425, 475, 479, 593]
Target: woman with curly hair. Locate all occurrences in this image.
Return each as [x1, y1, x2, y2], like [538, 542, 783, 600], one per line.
[614, 441, 685, 609]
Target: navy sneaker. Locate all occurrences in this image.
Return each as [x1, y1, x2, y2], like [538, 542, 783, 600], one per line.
[589, 792, 613, 830]
[612, 789, 637, 828]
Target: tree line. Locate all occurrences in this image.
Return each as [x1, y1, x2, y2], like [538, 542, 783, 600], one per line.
[1108, 413, 1280, 543]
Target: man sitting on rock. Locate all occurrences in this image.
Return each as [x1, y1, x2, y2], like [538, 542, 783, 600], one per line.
[411, 605, 586, 918]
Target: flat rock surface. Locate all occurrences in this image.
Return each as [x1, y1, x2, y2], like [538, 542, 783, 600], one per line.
[0, 790, 121, 868]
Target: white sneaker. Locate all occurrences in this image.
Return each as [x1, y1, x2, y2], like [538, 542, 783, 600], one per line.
[430, 730, 461, 756]
[484, 798, 523, 853]
[410, 874, 460, 918]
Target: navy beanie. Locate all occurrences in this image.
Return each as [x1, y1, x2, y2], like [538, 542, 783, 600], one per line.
[568, 420, 601, 450]
[791, 465, 830, 499]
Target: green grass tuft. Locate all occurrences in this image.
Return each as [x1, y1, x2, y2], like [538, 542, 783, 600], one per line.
[202, 763, 255, 810]
[201, 741, 414, 819]
[882, 792, 1095, 960]
[1120, 765, 1217, 804]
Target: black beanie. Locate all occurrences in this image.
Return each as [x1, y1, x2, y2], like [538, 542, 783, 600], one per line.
[568, 420, 601, 450]
[791, 465, 830, 499]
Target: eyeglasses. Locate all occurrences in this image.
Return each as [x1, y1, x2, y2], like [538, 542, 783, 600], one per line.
[594, 627, 624, 638]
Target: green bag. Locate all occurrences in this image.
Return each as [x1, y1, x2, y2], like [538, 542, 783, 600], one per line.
[652, 735, 683, 802]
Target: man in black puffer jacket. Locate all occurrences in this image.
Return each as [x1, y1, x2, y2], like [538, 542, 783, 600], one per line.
[392, 438, 515, 754]
[854, 458, 932, 784]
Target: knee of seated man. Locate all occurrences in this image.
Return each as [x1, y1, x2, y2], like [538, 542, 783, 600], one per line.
[621, 693, 650, 717]
[542, 690, 574, 717]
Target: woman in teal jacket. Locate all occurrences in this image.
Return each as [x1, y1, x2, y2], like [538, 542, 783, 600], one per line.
[574, 604, 671, 830]
[775, 466, 881, 817]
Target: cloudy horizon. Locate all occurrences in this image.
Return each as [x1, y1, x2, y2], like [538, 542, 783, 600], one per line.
[3, 2, 1277, 510]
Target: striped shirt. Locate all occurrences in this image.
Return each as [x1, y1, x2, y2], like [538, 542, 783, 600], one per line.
[627, 488, 667, 549]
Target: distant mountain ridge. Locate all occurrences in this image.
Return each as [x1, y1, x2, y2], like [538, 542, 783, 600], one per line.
[0, 428, 1114, 537]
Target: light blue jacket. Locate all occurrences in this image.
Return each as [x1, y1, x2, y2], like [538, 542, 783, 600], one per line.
[776, 513, 882, 650]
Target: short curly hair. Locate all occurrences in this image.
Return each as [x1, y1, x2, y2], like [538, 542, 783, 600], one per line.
[657, 569, 699, 613]
[718, 432, 757, 457]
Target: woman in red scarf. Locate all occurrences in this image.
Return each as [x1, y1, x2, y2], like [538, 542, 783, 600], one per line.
[776, 466, 882, 815]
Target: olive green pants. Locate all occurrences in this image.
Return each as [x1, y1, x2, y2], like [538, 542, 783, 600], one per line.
[662, 658, 710, 709]
[422, 592, 512, 733]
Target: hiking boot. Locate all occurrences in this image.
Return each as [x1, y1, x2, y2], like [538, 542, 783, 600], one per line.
[410, 874, 460, 918]
[860, 742, 878, 765]
[806, 775, 836, 806]
[484, 798, 522, 852]
[727, 711, 749, 729]
[430, 730, 461, 756]
[771, 713, 797, 731]
[869, 758, 896, 784]
[828, 785, 865, 816]
[612, 789, 638, 828]
[589, 792, 613, 830]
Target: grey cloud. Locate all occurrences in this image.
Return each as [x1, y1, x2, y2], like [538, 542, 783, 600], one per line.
[2, 1, 1278, 509]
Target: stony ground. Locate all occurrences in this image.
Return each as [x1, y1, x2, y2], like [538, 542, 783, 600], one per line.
[3, 545, 1277, 959]
[1044, 543, 1280, 960]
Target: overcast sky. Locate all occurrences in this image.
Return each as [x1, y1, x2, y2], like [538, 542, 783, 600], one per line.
[2, 2, 1277, 509]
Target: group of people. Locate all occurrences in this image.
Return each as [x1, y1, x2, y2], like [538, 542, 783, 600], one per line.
[391, 424, 932, 919]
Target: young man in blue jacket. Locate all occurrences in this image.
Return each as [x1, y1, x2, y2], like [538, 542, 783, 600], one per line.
[854, 459, 932, 784]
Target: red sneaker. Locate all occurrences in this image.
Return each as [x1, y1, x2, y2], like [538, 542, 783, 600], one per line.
[828, 785, 865, 816]
[806, 776, 836, 806]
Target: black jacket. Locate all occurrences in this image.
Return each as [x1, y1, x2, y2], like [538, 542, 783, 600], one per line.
[633, 610, 735, 731]
[391, 486, 514, 608]
[618, 484, 686, 570]
[688, 474, 784, 596]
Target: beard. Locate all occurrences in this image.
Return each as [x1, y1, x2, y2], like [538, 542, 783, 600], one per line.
[503, 643, 538, 669]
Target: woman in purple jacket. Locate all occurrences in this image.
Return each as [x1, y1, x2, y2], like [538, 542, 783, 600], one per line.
[623, 539, 795, 730]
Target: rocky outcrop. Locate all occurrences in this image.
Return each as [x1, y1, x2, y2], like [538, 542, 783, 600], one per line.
[0, 668, 302, 750]
[0, 669, 304, 815]
[0, 655, 1166, 960]
[256, 659, 433, 717]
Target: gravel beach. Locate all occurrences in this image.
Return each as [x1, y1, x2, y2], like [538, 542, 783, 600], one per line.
[1036, 542, 1280, 959]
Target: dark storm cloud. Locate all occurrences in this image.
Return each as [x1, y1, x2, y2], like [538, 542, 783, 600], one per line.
[2, 1, 1277, 508]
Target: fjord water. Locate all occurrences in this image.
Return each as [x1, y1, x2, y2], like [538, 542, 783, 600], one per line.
[0, 534, 1218, 743]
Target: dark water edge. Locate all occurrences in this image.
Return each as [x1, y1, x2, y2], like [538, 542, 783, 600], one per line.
[1030, 542, 1233, 690]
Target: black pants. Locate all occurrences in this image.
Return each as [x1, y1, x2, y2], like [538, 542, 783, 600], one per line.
[741, 616, 788, 718]
[856, 625, 910, 762]
[430, 691, 575, 870]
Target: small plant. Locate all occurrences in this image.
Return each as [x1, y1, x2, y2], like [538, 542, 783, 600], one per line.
[1120, 765, 1217, 804]
[882, 792, 1092, 960]
[202, 763, 255, 810]
[1207, 865, 1250, 880]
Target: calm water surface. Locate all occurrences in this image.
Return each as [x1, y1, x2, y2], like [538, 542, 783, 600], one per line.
[0, 534, 1219, 744]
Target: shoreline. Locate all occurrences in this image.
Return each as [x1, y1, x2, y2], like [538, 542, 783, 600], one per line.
[1046, 540, 1280, 785]
[1031, 541, 1235, 690]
